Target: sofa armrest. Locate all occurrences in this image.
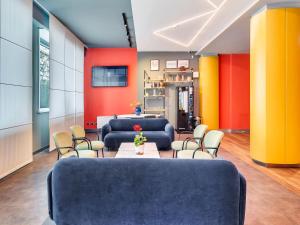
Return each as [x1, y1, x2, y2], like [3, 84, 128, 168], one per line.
[47, 171, 53, 220]
[165, 123, 175, 141]
[101, 124, 111, 140]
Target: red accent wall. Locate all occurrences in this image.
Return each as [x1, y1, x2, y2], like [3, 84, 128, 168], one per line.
[84, 48, 138, 128]
[219, 54, 250, 129]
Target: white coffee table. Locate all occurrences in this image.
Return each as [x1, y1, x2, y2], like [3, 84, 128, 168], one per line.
[115, 142, 160, 158]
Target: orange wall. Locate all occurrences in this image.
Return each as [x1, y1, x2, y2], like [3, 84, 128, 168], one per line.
[84, 48, 138, 128]
[219, 54, 250, 129]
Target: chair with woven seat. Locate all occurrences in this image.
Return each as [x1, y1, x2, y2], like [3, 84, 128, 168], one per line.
[70, 125, 104, 158]
[53, 132, 97, 160]
[171, 124, 208, 158]
[177, 130, 224, 159]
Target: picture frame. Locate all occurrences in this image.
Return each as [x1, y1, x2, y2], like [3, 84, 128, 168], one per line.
[150, 59, 160, 71]
[193, 72, 199, 78]
[166, 60, 177, 69]
[178, 59, 189, 69]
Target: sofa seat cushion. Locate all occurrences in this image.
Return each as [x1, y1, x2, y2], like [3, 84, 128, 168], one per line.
[76, 141, 104, 151]
[171, 141, 200, 151]
[61, 150, 97, 158]
[177, 150, 213, 159]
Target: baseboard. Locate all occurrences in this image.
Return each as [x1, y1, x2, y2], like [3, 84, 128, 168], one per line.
[33, 145, 49, 155]
[219, 129, 250, 134]
[253, 159, 300, 168]
[0, 159, 33, 181]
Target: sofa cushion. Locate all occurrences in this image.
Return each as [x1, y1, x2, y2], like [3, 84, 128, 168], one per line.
[49, 158, 246, 225]
[109, 118, 168, 131]
[142, 131, 172, 147]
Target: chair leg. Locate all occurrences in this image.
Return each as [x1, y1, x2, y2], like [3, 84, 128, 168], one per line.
[96, 150, 99, 158]
[172, 150, 175, 158]
[102, 148, 104, 158]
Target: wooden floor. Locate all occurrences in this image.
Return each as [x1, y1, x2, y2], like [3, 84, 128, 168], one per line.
[0, 133, 299, 225]
[221, 134, 300, 194]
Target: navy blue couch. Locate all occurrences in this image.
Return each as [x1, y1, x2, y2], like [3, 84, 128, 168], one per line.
[48, 158, 246, 225]
[102, 118, 174, 150]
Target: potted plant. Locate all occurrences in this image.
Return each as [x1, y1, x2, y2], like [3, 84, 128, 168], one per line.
[133, 124, 147, 155]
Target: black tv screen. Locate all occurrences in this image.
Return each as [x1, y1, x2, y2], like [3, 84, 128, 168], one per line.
[92, 66, 128, 87]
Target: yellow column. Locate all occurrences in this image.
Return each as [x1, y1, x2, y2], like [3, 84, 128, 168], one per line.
[250, 7, 300, 166]
[199, 55, 219, 130]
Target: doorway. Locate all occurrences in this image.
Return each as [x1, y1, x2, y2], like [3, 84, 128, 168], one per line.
[32, 3, 50, 153]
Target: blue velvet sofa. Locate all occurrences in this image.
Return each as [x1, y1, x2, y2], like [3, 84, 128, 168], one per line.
[48, 158, 246, 225]
[102, 118, 174, 150]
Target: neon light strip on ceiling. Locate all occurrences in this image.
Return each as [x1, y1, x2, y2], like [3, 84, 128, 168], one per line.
[153, 0, 228, 48]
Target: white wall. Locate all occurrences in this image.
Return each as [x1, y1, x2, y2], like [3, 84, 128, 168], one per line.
[0, 1, 85, 178]
[49, 15, 84, 150]
[0, 0, 33, 178]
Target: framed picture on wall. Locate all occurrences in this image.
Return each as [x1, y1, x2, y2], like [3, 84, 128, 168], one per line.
[150, 59, 160, 71]
[166, 60, 177, 69]
[178, 60, 189, 69]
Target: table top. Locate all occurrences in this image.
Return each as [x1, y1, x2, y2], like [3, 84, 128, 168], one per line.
[117, 114, 158, 119]
[115, 142, 160, 158]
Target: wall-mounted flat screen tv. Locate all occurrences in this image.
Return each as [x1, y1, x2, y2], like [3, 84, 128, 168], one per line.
[92, 66, 128, 87]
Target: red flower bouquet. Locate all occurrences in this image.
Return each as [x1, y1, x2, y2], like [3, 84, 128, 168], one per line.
[133, 124, 142, 132]
[133, 124, 147, 155]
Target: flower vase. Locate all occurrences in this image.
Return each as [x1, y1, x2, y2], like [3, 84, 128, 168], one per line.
[135, 144, 144, 155]
[135, 106, 142, 116]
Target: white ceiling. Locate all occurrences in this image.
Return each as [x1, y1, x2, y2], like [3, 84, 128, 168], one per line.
[38, 0, 135, 48]
[202, 0, 300, 54]
[131, 0, 300, 53]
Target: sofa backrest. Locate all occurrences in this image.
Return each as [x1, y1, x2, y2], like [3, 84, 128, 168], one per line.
[48, 158, 246, 225]
[109, 118, 169, 131]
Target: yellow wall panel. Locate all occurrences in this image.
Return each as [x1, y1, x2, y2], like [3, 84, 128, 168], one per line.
[285, 8, 300, 164]
[266, 9, 286, 163]
[250, 10, 267, 162]
[199, 56, 219, 130]
[251, 7, 300, 166]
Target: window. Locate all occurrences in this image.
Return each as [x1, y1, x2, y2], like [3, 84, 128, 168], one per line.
[38, 28, 50, 112]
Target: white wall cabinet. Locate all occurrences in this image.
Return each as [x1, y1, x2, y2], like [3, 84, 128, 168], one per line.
[75, 92, 84, 113]
[75, 71, 84, 93]
[0, 84, 32, 129]
[49, 16, 84, 150]
[0, 124, 32, 179]
[49, 15, 65, 64]
[75, 39, 84, 72]
[64, 67, 75, 92]
[0, 0, 33, 179]
[64, 32, 76, 69]
[49, 90, 65, 119]
[50, 60, 65, 90]
[65, 92, 76, 116]
[0, 0, 32, 50]
[0, 39, 32, 86]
